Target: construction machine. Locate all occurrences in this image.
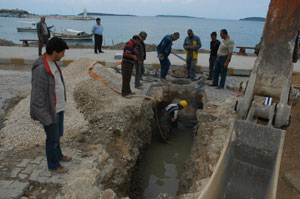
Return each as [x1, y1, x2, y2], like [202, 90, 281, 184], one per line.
[199, 0, 300, 198]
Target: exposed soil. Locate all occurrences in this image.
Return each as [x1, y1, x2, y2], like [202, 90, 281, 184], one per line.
[292, 72, 300, 86]
[23, 181, 62, 199]
[277, 73, 300, 198]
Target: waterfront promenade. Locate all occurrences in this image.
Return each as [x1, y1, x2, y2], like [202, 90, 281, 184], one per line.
[1, 46, 300, 75]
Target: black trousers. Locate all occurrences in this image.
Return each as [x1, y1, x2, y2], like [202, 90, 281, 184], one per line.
[94, 34, 103, 53]
[121, 61, 134, 95]
[38, 35, 49, 56]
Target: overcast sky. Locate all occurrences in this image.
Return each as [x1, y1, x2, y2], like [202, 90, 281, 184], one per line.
[1, 0, 270, 20]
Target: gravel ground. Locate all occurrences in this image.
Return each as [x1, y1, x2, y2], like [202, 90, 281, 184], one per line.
[0, 58, 93, 151]
[0, 65, 31, 129]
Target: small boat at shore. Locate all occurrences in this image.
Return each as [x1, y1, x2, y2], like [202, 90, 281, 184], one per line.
[52, 29, 93, 40]
[17, 21, 54, 32]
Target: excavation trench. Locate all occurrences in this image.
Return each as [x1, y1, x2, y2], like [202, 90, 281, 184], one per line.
[69, 61, 208, 198]
[129, 81, 205, 198]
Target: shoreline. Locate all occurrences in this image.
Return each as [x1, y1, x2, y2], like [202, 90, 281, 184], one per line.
[0, 38, 210, 53]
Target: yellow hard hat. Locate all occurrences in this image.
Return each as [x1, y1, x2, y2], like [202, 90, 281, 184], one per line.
[179, 100, 188, 108]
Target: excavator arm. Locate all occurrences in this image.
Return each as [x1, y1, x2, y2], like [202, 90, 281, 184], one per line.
[199, 1, 300, 198]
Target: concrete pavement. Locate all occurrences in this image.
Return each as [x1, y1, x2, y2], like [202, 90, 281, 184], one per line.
[1, 46, 300, 76]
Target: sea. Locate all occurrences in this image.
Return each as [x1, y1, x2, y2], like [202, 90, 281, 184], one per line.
[0, 16, 265, 50]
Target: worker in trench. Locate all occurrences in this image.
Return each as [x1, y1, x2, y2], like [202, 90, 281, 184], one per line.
[159, 100, 188, 139]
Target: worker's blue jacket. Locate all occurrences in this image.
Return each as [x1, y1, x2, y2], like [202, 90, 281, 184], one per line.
[157, 34, 173, 58]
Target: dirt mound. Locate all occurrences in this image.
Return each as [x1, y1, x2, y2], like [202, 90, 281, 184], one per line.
[277, 90, 300, 198]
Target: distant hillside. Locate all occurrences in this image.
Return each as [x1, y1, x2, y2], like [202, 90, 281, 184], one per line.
[240, 17, 265, 21]
[0, 9, 33, 17]
[78, 12, 135, 17]
[156, 15, 199, 18]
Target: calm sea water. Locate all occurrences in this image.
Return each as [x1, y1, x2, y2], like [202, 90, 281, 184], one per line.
[0, 16, 264, 50]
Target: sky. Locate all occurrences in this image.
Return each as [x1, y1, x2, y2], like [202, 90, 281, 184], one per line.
[1, 0, 270, 20]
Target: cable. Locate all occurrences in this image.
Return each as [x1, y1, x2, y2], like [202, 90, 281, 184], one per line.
[194, 82, 204, 110]
[88, 61, 173, 144]
[171, 52, 186, 62]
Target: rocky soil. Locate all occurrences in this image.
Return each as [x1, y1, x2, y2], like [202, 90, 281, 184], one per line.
[176, 97, 240, 198]
[1, 55, 298, 199]
[276, 73, 300, 199]
[66, 61, 155, 198]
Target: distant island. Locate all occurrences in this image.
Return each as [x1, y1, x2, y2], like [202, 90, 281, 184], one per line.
[78, 12, 135, 17]
[0, 9, 34, 17]
[240, 17, 265, 21]
[156, 15, 201, 19]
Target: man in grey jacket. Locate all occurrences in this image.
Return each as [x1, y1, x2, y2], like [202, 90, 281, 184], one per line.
[37, 17, 50, 56]
[183, 29, 201, 81]
[30, 37, 71, 173]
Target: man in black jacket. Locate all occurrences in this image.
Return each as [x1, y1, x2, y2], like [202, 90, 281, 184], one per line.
[37, 17, 50, 56]
[208, 32, 220, 80]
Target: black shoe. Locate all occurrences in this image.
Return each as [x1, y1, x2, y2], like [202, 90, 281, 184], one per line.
[186, 76, 190, 79]
[99, 51, 104, 53]
[122, 94, 131, 99]
[207, 77, 212, 80]
[209, 84, 218, 87]
[94, 52, 98, 54]
[216, 87, 224, 89]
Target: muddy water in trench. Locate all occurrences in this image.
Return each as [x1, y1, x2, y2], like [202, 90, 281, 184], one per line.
[132, 121, 195, 198]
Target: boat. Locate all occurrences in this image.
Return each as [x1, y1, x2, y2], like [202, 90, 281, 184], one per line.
[52, 29, 93, 40]
[17, 21, 54, 32]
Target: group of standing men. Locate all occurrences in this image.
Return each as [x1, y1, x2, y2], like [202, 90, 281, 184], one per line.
[157, 29, 234, 89]
[37, 16, 234, 89]
[121, 28, 234, 98]
[209, 29, 234, 89]
[156, 29, 201, 83]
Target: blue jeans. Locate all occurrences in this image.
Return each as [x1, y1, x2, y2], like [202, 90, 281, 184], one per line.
[213, 56, 228, 88]
[43, 111, 64, 170]
[159, 57, 171, 78]
[186, 57, 196, 79]
[209, 55, 217, 79]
